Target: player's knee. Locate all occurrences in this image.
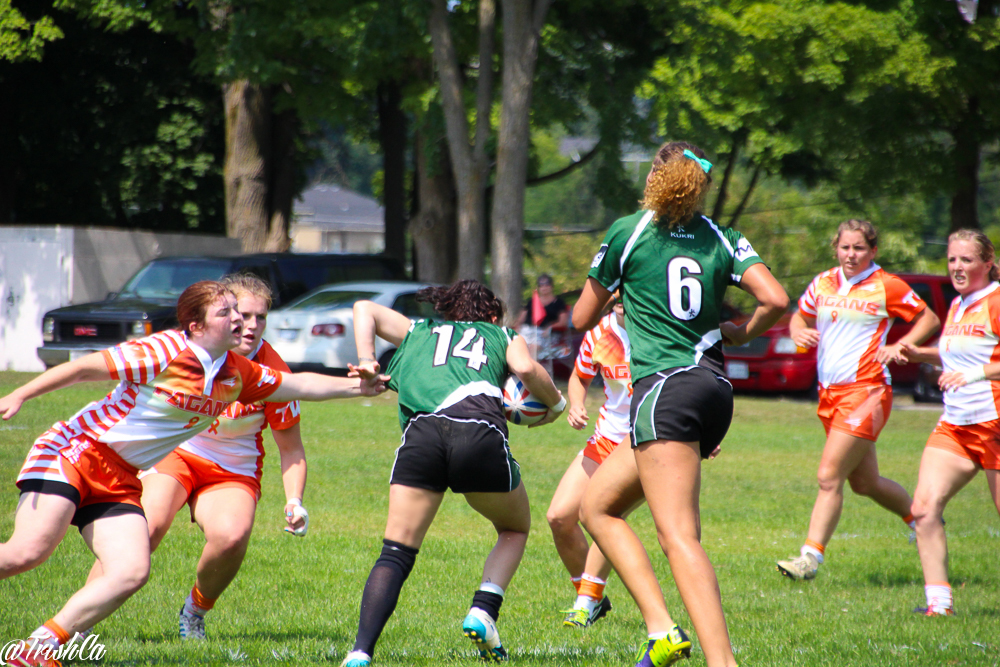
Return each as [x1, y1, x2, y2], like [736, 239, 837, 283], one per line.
[117, 559, 151, 595]
[911, 496, 939, 525]
[816, 466, 844, 492]
[546, 508, 575, 536]
[2, 542, 52, 574]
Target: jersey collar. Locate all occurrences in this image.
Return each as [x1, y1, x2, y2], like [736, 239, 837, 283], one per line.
[248, 338, 264, 361]
[837, 262, 880, 296]
[953, 281, 1000, 322]
[185, 338, 229, 394]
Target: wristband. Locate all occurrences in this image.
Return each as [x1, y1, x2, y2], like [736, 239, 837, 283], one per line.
[284, 502, 309, 537]
[963, 366, 987, 384]
[551, 396, 567, 414]
[286, 498, 302, 508]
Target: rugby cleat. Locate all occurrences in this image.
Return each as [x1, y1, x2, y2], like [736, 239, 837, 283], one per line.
[562, 596, 612, 628]
[340, 650, 372, 667]
[776, 552, 819, 581]
[178, 607, 207, 640]
[462, 607, 508, 662]
[6, 641, 62, 667]
[634, 625, 692, 667]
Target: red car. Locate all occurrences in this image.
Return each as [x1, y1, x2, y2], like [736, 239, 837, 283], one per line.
[723, 273, 957, 394]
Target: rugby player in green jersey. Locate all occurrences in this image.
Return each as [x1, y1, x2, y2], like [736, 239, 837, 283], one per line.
[341, 280, 565, 666]
[575, 142, 788, 667]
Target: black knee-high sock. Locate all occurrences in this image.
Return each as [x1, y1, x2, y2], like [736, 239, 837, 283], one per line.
[352, 539, 419, 656]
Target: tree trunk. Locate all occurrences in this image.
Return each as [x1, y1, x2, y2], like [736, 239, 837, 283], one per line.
[727, 162, 762, 230]
[429, 0, 495, 281]
[490, 0, 551, 322]
[411, 125, 458, 283]
[949, 97, 981, 232]
[223, 80, 296, 252]
[378, 80, 408, 264]
[265, 106, 296, 252]
[711, 131, 744, 222]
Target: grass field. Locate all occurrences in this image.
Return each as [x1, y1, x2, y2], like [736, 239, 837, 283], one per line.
[1, 371, 998, 666]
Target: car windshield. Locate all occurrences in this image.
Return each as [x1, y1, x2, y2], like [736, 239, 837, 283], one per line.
[117, 260, 233, 300]
[288, 290, 378, 310]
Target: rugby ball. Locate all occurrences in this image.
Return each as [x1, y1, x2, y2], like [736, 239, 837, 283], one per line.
[502, 375, 549, 426]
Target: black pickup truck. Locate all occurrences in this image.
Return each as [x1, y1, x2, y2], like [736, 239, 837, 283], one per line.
[37, 253, 405, 368]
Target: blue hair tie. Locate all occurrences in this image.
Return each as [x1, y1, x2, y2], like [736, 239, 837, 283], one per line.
[683, 149, 712, 174]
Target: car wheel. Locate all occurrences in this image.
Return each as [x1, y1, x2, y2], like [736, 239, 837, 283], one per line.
[378, 349, 396, 372]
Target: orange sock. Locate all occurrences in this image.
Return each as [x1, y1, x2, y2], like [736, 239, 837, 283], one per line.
[42, 619, 70, 645]
[190, 585, 217, 612]
[571, 577, 582, 594]
[902, 513, 915, 525]
[578, 577, 606, 602]
[804, 539, 825, 555]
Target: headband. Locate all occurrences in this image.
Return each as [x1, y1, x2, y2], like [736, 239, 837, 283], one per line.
[683, 149, 713, 174]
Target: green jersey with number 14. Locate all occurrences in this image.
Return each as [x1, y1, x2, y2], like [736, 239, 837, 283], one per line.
[386, 319, 517, 431]
[588, 211, 764, 382]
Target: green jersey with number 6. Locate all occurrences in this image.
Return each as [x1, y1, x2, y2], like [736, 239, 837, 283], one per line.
[588, 210, 764, 382]
[386, 319, 518, 431]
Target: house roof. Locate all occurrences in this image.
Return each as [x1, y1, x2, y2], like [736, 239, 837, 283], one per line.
[293, 184, 384, 233]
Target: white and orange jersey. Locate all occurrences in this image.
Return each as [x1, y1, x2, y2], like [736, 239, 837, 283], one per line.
[178, 339, 301, 481]
[29, 330, 283, 473]
[575, 313, 632, 443]
[938, 282, 1000, 426]
[799, 263, 926, 387]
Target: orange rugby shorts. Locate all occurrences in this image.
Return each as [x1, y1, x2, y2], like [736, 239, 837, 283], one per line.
[143, 448, 261, 506]
[18, 437, 143, 512]
[583, 434, 625, 465]
[926, 419, 1000, 470]
[817, 383, 892, 441]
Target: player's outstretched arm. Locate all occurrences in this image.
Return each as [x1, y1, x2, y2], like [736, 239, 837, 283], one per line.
[274, 423, 309, 536]
[506, 336, 565, 427]
[898, 342, 941, 365]
[269, 372, 386, 402]
[722, 264, 789, 347]
[0, 352, 111, 420]
[572, 278, 613, 333]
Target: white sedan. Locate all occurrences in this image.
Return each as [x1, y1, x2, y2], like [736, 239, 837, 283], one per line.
[264, 281, 437, 374]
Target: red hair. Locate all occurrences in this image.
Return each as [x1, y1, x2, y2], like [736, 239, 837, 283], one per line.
[176, 281, 234, 335]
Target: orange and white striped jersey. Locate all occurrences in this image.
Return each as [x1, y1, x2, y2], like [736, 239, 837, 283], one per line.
[799, 264, 926, 387]
[575, 313, 632, 443]
[178, 339, 301, 481]
[938, 282, 1000, 426]
[30, 330, 283, 473]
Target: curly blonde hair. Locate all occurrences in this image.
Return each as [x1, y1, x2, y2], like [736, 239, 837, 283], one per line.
[949, 228, 1000, 281]
[640, 141, 712, 229]
[221, 272, 274, 309]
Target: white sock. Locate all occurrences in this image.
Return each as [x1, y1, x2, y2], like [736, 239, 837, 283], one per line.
[648, 631, 668, 640]
[183, 595, 209, 618]
[801, 544, 824, 564]
[572, 595, 600, 613]
[479, 582, 505, 596]
[925, 584, 953, 613]
[28, 626, 60, 650]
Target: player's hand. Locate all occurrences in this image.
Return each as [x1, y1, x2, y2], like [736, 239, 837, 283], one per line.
[357, 374, 390, 397]
[720, 321, 746, 346]
[876, 342, 906, 365]
[348, 360, 381, 381]
[284, 499, 309, 537]
[898, 342, 920, 362]
[530, 392, 565, 428]
[938, 370, 967, 392]
[566, 404, 589, 430]
[791, 328, 820, 349]
[0, 392, 23, 421]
